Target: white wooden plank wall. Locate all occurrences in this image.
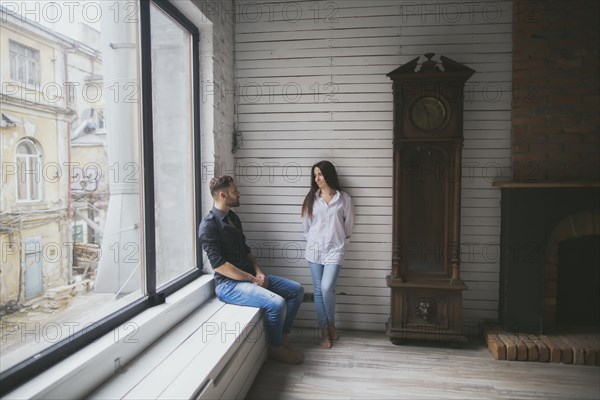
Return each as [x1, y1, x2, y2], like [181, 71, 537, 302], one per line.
[233, 0, 512, 332]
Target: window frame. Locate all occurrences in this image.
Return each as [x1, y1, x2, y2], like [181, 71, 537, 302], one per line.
[9, 40, 40, 86]
[15, 138, 42, 202]
[140, 0, 203, 298]
[0, 0, 203, 394]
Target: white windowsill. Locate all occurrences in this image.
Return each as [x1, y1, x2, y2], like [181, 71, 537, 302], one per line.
[2, 275, 216, 400]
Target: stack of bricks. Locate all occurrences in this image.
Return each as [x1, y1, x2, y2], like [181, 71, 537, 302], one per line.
[512, 0, 600, 182]
[484, 322, 599, 365]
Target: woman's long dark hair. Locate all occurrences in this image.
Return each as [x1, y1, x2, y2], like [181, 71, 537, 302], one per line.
[301, 160, 341, 219]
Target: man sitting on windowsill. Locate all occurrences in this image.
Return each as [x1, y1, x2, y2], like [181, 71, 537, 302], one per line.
[198, 175, 305, 365]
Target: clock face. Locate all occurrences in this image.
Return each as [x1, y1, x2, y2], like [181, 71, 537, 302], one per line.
[409, 96, 447, 131]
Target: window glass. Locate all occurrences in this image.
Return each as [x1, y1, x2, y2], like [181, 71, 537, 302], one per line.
[1, 1, 144, 373]
[149, 3, 197, 287]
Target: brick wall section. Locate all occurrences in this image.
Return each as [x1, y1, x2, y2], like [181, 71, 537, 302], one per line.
[512, 0, 600, 181]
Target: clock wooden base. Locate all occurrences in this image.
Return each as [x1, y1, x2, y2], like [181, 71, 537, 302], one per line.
[385, 276, 467, 344]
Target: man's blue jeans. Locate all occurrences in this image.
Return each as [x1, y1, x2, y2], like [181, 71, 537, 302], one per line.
[215, 275, 304, 347]
[308, 262, 341, 330]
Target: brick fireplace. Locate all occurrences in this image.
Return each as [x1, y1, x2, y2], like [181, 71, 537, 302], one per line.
[495, 184, 600, 334]
[504, 0, 600, 333]
[485, 184, 599, 364]
[485, 1, 599, 363]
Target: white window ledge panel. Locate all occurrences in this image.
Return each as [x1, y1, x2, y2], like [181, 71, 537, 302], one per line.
[2, 275, 215, 400]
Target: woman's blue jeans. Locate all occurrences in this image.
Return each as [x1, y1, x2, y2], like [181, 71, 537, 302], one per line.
[215, 275, 304, 347]
[308, 262, 341, 330]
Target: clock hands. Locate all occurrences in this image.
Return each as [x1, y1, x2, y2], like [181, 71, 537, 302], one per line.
[411, 97, 446, 131]
[423, 102, 431, 128]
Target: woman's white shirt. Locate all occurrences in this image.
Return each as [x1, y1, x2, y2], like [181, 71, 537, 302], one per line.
[302, 190, 354, 264]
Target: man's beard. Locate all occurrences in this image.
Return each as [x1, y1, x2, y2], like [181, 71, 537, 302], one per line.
[226, 197, 240, 208]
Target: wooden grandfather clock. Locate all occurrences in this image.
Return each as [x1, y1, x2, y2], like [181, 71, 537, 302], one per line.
[386, 53, 475, 344]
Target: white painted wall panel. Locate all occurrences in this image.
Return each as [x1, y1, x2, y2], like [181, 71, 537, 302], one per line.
[234, 0, 512, 331]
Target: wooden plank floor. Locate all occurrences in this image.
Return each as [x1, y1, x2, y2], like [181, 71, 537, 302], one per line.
[247, 329, 600, 400]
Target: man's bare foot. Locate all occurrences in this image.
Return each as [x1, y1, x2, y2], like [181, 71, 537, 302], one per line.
[269, 345, 304, 364]
[327, 325, 339, 341]
[321, 329, 332, 349]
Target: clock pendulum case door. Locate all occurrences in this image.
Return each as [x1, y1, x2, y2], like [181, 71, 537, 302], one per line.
[385, 53, 475, 344]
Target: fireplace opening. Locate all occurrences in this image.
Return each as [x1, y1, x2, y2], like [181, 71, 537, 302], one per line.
[556, 235, 600, 328]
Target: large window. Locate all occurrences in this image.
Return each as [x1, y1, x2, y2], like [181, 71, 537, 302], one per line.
[0, 1, 201, 394]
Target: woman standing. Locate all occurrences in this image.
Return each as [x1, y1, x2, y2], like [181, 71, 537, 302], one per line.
[301, 161, 354, 349]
